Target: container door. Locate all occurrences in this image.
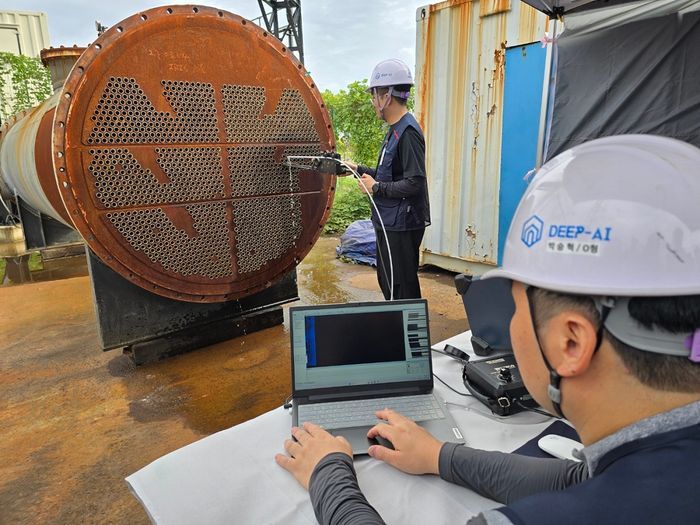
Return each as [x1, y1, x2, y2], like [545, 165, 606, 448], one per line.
[498, 43, 547, 265]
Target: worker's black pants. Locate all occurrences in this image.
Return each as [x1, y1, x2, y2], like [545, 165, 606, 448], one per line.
[375, 227, 425, 300]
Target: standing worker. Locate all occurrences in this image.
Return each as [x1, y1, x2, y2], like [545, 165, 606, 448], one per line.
[348, 58, 430, 300]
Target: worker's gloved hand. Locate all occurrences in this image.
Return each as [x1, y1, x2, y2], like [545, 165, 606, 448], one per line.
[367, 409, 443, 475]
[275, 422, 353, 490]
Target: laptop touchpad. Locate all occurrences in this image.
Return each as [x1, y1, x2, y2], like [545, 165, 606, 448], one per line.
[329, 427, 381, 456]
[368, 435, 394, 450]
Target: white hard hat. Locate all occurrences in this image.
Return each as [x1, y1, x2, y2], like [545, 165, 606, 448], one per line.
[483, 134, 700, 297]
[368, 58, 414, 90]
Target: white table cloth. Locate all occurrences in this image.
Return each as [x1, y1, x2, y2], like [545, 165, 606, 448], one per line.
[127, 332, 556, 524]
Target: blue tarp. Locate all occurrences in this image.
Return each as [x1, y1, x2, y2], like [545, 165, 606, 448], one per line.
[335, 219, 376, 266]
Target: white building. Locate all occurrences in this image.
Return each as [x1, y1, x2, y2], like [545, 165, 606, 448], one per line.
[0, 10, 49, 57]
[0, 11, 51, 122]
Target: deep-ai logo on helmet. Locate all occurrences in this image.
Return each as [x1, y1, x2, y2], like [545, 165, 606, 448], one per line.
[521, 215, 544, 248]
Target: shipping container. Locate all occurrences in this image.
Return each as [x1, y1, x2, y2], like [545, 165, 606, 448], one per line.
[415, 0, 550, 275]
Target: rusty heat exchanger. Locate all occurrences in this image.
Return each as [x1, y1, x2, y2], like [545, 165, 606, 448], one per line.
[0, 5, 335, 302]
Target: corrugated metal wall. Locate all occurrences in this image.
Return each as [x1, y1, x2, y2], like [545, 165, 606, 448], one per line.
[0, 10, 50, 57]
[0, 11, 51, 125]
[415, 0, 548, 274]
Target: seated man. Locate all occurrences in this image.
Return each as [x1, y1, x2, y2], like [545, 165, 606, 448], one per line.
[275, 134, 700, 525]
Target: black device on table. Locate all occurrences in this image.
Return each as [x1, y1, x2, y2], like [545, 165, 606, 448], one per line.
[453, 274, 539, 416]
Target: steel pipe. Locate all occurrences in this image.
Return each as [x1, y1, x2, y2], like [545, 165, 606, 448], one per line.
[0, 93, 73, 225]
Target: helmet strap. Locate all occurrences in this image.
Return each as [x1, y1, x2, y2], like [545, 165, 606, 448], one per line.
[526, 287, 613, 420]
[526, 286, 565, 418]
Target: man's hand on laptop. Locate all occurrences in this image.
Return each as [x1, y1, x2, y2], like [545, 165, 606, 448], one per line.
[366, 409, 443, 475]
[275, 422, 352, 489]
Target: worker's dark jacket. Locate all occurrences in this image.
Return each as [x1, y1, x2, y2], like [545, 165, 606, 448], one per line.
[368, 113, 429, 232]
[499, 422, 700, 524]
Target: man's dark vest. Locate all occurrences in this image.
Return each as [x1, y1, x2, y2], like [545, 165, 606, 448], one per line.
[497, 423, 700, 525]
[372, 113, 425, 232]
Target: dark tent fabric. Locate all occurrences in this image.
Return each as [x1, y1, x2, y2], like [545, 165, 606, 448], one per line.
[546, 9, 700, 160]
[335, 219, 376, 266]
[520, 0, 635, 16]
[520, 0, 596, 16]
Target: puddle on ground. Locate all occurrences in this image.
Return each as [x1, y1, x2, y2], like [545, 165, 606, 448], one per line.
[296, 237, 351, 304]
[1, 253, 88, 286]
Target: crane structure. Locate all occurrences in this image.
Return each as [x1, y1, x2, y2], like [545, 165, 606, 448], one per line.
[256, 1, 304, 64]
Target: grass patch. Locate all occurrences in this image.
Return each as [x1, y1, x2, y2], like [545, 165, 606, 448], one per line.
[28, 251, 43, 271]
[324, 176, 371, 234]
[0, 258, 5, 283]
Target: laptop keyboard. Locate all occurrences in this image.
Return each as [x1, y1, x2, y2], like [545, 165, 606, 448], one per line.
[297, 394, 446, 430]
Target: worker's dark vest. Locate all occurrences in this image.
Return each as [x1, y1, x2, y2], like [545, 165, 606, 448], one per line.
[372, 113, 425, 232]
[497, 423, 700, 525]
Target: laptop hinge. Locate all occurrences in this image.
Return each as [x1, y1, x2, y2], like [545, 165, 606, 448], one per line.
[306, 386, 424, 403]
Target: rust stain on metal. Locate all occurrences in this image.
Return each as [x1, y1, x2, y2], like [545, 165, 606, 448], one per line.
[48, 5, 335, 303]
[483, 31, 507, 156]
[468, 79, 479, 230]
[430, 0, 471, 13]
[447, 2, 472, 215]
[471, 81, 480, 152]
[481, 21, 508, 265]
[480, 0, 511, 17]
[40, 45, 85, 64]
[0, 108, 30, 138]
[518, 4, 539, 41]
[417, 6, 434, 132]
[493, 43, 506, 81]
[465, 224, 477, 241]
[35, 107, 72, 224]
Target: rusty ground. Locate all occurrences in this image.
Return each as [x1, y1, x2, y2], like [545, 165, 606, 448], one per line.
[0, 236, 467, 524]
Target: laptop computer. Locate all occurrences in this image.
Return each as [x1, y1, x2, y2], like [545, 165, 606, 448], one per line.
[290, 299, 465, 454]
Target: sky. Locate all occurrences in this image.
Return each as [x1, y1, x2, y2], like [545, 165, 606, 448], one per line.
[4, 0, 431, 92]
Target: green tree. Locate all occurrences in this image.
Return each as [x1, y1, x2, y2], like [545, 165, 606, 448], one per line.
[322, 80, 385, 166]
[0, 52, 52, 122]
[321, 80, 379, 233]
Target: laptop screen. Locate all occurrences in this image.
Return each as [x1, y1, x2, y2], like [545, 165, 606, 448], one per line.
[290, 300, 432, 393]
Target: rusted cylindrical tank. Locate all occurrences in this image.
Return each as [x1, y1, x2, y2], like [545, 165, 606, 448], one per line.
[0, 5, 335, 303]
[0, 94, 67, 224]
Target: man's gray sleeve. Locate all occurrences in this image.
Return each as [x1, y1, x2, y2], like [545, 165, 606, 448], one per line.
[307, 444, 587, 525]
[439, 442, 588, 505]
[308, 452, 385, 525]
